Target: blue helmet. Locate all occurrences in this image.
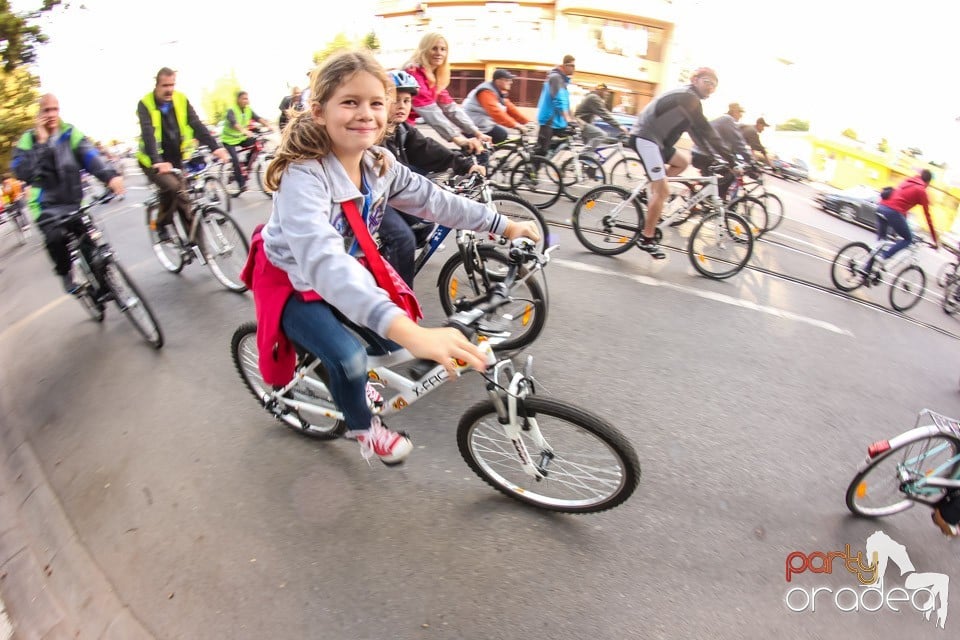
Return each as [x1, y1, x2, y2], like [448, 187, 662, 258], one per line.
[388, 70, 420, 96]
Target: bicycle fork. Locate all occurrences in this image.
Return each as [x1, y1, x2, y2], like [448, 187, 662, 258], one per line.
[485, 356, 551, 480]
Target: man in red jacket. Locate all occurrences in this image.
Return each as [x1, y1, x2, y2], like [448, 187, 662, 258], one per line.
[863, 169, 939, 275]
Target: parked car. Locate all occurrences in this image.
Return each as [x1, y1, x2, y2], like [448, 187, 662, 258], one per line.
[769, 155, 809, 181]
[815, 186, 881, 230]
[594, 113, 635, 136]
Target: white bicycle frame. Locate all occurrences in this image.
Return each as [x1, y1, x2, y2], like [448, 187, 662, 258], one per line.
[269, 339, 551, 480]
[611, 173, 724, 229]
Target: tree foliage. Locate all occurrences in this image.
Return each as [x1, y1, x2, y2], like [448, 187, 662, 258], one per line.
[0, 0, 61, 72]
[840, 128, 858, 141]
[362, 31, 380, 52]
[0, 66, 39, 168]
[312, 33, 354, 66]
[201, 70, 242, 126]
[775, 118, 809, 132]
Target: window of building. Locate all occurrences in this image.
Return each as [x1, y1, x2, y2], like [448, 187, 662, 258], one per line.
[566, 15, 665, 63]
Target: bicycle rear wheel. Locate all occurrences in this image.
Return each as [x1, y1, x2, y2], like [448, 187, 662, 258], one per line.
[830, 241, 870, 292]
[889, 264, 926, 312]
[846, 430, 960, 518]
[943, 279, 960, 316]
[688, 211, 754, 279]
[608, 156, 646, 189]
[201, 207, 249, 293]
[101, 260, 164, 348]
[760, 192, 784, 232]
[146, 203, 184, 274]
[559, 154, 606, 203]
[572, 185, 643, 256]
[727, 195, 768, 239]
[437, 245, 547, 352]
[487, 144, 518, 191]
[509, 156, 562, 210]
[457, 396, 640, 513]
[254, 155, 274, 199]
[201, 176, 232, 212]
[488, 191, 549, 252]
[231, 322, 346, 439]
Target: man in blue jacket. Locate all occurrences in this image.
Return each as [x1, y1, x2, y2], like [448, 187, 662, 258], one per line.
[534, 55, 575, 157]
[13, 94, 125, 293]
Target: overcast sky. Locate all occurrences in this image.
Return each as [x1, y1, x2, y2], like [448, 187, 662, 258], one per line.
[13, 0, 960, 167]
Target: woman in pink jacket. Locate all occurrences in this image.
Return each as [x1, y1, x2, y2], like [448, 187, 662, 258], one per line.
[403, 33, 490, 155]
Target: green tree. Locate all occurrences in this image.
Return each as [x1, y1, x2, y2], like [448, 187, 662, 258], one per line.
[0, 66, 40, 167]
[840, 128, 858, 141]
[0, 0, 61, 72]
[312, 33, 354, 66]
[775, 118, 809, 132]
[362, 31, 380, 51]
[877, 137, 889, 153]
[201, 70, 241, 125]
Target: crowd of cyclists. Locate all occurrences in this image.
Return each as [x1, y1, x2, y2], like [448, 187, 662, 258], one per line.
[6, 31, 956, 534]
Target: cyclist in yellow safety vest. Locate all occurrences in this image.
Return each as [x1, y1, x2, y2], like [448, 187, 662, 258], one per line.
[221, 91, 272, 194]
[136, 66, 229, 243]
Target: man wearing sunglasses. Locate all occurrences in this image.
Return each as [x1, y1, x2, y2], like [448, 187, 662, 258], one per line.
[628, 67, 735, 259]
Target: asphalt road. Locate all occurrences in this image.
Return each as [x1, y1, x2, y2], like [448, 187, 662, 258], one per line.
[2, 168, 959, 639]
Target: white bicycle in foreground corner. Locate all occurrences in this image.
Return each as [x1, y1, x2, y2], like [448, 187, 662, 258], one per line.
[231, 239, 640, 513]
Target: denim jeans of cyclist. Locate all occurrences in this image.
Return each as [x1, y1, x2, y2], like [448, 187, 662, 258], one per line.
[488, 124, 509, 145]
[281, 296, 399, 432]
[876, 205, 912, 260]
[379, 205, 417, 287]
[225, 137, 257, 189]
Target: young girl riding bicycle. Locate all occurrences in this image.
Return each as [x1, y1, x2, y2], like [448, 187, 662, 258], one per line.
[255, 50, 540, 465]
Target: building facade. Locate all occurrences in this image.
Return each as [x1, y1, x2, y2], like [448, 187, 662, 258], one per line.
[373, 0, 677, 115]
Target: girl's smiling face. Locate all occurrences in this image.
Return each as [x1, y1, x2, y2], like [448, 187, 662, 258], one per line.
[313, 71, 387, 159]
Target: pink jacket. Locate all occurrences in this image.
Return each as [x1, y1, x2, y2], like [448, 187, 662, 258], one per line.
[240, 224, 321, 386]
[406, 65, 454, 124]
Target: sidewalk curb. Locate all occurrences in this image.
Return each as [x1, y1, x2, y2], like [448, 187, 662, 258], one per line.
[0, 416, 154, 639]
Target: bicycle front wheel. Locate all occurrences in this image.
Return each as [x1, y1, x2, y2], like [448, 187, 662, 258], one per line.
[830, 241, 870, 292]
[760, 192, 784, 232]
[457, 396, 640, 513]
[846, 430, 960, 518]
[231, 322, 346, 439]
[687, 211, 754, 279]
[437, 245, 547, 352]
[889, 264, 926, 312]
[488, 191, 549, 252]
[727, 195, 768, 239]
[73, 257, 105, 322]
[254, 155, 274, 199]
[943, 279, 960, 316]
[509, 156, 562, 210]
[559, 154, 606, 203]
[572, 185, 643, 256]
[219, 162, 242, 197]
[202, 208, 249, 293]
[102, 260, 164, 348]
[202, 176, 232, 212]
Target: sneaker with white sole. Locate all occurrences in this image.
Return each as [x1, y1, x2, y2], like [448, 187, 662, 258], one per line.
[637, 235, 666, 260]
[933, 508, 959, 537]
[346, 417, 413, 465]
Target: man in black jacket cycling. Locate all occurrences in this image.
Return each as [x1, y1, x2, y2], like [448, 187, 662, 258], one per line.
[629, 67, 735, 258]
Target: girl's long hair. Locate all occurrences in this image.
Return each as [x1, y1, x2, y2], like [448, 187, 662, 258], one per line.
[265, 49, 391, 192]
[404, 33, 450, 92]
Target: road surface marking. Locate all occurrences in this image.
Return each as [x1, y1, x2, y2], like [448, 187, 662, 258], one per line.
[555, 258, 854, 337]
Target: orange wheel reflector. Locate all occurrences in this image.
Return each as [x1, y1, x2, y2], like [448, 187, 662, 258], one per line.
[449, 279, 458, 299]
[856, 483, 868, 498]
[521, 305, 532, 326]
[697, 253, 707, 263]
[584, 200, 596, 210]
[617, 237, 628, 244]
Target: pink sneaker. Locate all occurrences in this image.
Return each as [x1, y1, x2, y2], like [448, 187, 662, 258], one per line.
[348, 417, 412, 465]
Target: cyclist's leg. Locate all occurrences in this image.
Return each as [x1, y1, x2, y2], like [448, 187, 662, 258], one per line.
[378, 205, 417, 287]
[225, 143, 245, 189]
[535, 123, 553, 157]
[242, 136, 259, 175]
[633, 138, 671, 236]
[142, 166, 179, 228]
[878, 208, 911, 260]
[487, 125, 509, 145]
[581, 122, 605, 148]
[933, 489, 960, 536]
[37, 212, 76, 290]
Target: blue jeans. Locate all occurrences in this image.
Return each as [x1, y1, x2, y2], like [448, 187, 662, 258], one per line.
[379, 206, 417, 287]
[281, 296, 395, 432]
[876, 204, 912, 260]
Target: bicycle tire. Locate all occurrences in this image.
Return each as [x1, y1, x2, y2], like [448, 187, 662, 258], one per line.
[572, 185, 643, 256]
[760, 192, 784, 232]
[101, 260, 164, 348]
[830, 241, 871, 292]
[687, 211, 754, 279]
[437, 245, 548, 352]
[608, 156, 646, 189]
[936, 261, 959, 288]
[201, 208, 249, 293]
[559, 154, 607, 203]
[254, 155, 274, 199]
[889, 264, 926, 312]
[73, 256, 105, 322]
[201, 175, 232, 212]
[145, 203, 184, 274]
[727, 195, 768, 239]
[846, 429, 960, 518]
[219, 162, 242, 197]
[487, 144, 518, 191]
[509, 155, 562, 210]
[943, 279, 960, 316]
[488, 191, 550, 252]
[457, 396, 640, 513]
